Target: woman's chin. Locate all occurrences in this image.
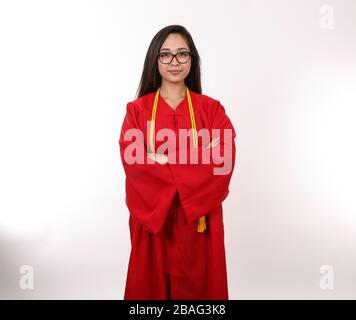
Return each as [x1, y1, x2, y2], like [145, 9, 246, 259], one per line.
[165, 75, 184, 83]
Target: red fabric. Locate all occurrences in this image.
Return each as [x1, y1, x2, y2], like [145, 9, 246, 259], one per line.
[119, 90, 236, 299]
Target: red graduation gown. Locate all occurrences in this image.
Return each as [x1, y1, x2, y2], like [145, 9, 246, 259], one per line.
[119, 90, 236, 300]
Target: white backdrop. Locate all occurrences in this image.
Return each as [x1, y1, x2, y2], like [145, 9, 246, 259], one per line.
[0, 0, 355, 299]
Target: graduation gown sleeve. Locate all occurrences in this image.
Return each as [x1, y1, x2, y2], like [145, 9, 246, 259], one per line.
[169, 99, 237, 223]
[119, 102, 177, 234]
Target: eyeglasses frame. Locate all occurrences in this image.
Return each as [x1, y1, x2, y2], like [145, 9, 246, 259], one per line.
[157, 51, 192, 64]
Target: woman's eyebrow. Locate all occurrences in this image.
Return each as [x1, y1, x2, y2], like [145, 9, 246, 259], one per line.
[160, 47, 189, 51]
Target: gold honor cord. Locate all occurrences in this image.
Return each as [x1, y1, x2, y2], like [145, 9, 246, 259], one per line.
[149, 87, 206, 233]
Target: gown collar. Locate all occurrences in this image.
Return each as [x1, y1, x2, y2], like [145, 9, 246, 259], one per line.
[155, 92, 189, 115]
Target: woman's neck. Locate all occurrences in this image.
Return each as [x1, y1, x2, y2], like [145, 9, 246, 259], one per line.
[160, 81, 186, 100]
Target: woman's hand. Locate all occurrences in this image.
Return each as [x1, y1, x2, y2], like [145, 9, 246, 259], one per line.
[147, 152, 169, 165]
[205, 137, 220, 149]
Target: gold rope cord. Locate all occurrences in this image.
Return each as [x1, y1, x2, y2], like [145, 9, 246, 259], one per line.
[150, 87, 206, 233]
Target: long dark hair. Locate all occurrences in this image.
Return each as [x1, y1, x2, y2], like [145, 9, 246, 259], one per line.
[136, 25, 202, 98]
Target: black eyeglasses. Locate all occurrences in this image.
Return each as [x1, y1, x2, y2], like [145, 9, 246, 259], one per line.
[157, 51, 192, 64]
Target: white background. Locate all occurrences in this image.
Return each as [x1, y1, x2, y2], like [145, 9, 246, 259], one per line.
[0, 0, 355, 299]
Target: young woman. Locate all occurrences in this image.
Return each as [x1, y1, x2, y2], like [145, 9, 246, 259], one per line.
[119, 25, 237, 300]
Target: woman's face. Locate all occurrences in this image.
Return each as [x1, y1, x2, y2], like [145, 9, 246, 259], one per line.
[157, 33, 192, 85]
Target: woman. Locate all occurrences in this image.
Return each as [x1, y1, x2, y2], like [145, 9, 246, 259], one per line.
[119, 25, 237, 300]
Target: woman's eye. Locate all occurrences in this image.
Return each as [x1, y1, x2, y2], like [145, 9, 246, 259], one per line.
[178, 52, 189, 57]
[160, 53, 171, 58]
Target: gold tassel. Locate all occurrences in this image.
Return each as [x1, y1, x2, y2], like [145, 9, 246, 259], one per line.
[197, 216, 206, 232]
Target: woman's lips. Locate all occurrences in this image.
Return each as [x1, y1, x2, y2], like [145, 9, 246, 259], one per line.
[168, 70, 182, 75]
